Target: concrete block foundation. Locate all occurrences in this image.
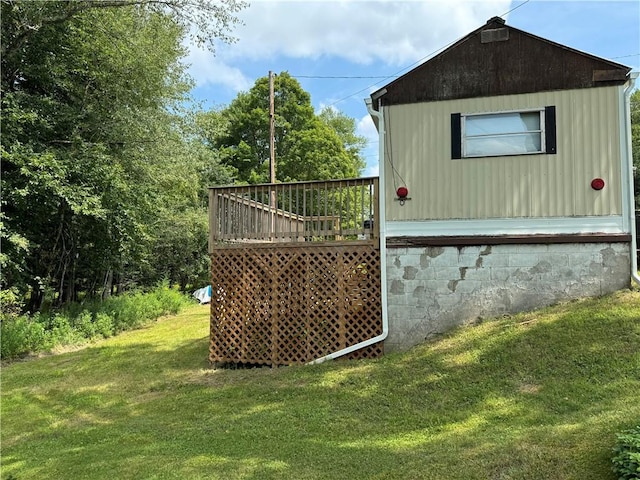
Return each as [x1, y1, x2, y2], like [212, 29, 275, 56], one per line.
[384, 242, 631, 352]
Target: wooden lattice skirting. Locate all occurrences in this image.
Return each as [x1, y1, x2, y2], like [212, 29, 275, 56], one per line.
[210, 244, 383, 366]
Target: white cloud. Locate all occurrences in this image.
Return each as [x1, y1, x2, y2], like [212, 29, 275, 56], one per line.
[226, 0, 512, 65]
[185, 0, 512, 94]
[365, 163, 379, 177]
[357, 113, 378, 146]
[184, 43, 252, 91]
[357, 113, 380, 177]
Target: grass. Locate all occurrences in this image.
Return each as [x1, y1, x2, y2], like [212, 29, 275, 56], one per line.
[1, 290, 640, 480]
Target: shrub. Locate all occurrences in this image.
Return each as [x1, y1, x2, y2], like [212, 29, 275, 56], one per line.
[26, 315, 48, 351]
[152, 284, 189, 315]
[94, 313, 114, 338]
[137, 292, 163, 322]
[0, 287, 23, 316]
[0, 314, 48, 359]
[72, 311, 97, 339]
[106, 293, 157, 331]
[612, 425, 640, 480]
[0, 285, 192, 360]
[1, 315, 30, 359]
[45, 313, 84, 348]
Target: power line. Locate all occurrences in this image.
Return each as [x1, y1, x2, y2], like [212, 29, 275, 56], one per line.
[292, 75, 399, 79]
[323, 1, 534, 108]
[300, 1, 635, 108]
[323, 37, 456, 108]
[611, 53, 640, 60]
[501, 0, 530, 17]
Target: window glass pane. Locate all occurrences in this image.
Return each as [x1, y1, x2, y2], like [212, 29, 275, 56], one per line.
[520, 112, 540, 131]
[466, 112, 540, 136]
[465, 133, 542, 157]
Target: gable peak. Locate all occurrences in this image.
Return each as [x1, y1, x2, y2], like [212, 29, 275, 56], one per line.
[486, 16, 506, 26]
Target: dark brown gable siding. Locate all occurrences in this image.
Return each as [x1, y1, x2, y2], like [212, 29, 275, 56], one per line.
[374, 18, 630, 107]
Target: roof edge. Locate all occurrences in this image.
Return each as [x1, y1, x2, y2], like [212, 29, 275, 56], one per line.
[370, 17, 632, 104]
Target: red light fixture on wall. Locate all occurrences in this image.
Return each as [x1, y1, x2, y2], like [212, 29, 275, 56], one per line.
[396, 186, 409, 199]
[395, 186, 410, 206]
[591, 178, 605, 191]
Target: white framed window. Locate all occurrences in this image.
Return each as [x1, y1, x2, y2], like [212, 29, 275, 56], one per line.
[463, 110, 544, 157]
[451, 106, 556, 159]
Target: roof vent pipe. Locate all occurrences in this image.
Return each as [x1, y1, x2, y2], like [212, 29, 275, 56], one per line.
[486, 16, 505, 25]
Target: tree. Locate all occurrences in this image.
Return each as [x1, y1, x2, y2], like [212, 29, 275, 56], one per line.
[208, 72, 366, 184]
[318, 106, 367, 162]
[1, 0, 246, 66]
[1, 0, 245, 310]
[133, 115, 235, 291]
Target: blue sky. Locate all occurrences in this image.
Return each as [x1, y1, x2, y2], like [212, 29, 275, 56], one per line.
[186, 0, 640, 177]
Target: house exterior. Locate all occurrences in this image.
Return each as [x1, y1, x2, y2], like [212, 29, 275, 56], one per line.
[367, 17, 638, 352]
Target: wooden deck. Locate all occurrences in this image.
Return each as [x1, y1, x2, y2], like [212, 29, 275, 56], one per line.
[208, 178, 383, 365]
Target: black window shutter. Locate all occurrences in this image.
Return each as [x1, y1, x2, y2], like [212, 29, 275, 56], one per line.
[451, 113, 462, 159]
[545, 106, 557, 154]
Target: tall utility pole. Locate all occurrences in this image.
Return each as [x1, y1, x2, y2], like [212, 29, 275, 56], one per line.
[268, 71, 276, 236]
[269, 71, 276, 185]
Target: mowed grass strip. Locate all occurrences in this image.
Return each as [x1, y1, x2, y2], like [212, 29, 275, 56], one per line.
[2, 291, 639, 480]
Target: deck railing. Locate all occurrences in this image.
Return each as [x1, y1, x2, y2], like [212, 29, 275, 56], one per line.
[209, 177, 379, 248]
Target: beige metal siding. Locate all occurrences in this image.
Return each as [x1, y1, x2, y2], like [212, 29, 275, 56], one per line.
[384, 86, 623, 221]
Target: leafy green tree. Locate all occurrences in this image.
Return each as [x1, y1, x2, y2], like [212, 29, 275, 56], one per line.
[132, 115, 235, 291]
[318, 106, 367, 165]
[281, 118, 361, 180]
[209, 72, 366, 184]
[193, 109, 237, 199]
[1, 0, 245, 310]
[0, 0, 246, 66]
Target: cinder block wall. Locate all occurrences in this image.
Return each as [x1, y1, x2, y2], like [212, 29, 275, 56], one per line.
[384, 242, 631, 352]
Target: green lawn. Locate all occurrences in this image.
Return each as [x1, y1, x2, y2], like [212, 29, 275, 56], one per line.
[2, 291, 640, 480]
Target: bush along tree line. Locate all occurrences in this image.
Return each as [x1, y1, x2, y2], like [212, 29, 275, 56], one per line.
[1, 1, 368, 356]
[0, 283, 193, 360]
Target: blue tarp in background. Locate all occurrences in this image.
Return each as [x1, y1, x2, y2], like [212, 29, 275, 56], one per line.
[193, 285, 211, 304]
